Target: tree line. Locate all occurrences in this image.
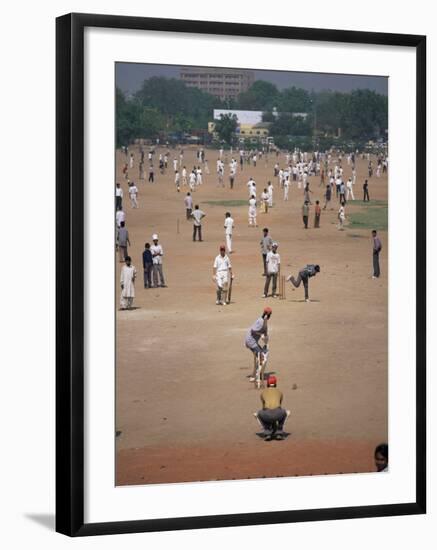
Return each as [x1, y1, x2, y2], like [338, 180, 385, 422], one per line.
[116, 76, 387, 147]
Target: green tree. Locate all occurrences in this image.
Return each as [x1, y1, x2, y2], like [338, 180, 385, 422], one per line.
[236, 80, 279, 110]
[214, 113, 238, 144]
[134, 77, 223, 130]
[116, 88, 164, 146]
[277, 86, 312, 113]
[270, 113, 312, 137]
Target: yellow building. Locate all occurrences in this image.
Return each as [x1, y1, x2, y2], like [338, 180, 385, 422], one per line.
[239, 122, 270, 137]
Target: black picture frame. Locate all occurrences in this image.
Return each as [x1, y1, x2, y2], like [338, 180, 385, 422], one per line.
[56, 12, 426, 537]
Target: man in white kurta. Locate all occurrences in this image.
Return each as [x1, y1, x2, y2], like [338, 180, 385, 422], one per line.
[213, 246, 233, 305]
[120, 256, 136, 310]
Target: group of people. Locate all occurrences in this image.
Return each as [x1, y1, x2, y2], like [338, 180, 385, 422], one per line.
[116, 145, 386, 453]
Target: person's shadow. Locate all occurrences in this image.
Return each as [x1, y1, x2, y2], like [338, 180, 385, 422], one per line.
[25, 514, 55, 531]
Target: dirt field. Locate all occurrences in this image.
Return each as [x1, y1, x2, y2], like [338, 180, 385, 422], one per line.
[115, 147, 388, 485]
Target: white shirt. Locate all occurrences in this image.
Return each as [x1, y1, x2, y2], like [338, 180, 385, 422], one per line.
[151, 243, 163, 265]
[224, 217, 234, 235]
[116, 187, 123, 197]
[261, 192, 269, 202]
[266, 251, 280, 274]
[249, 198, 257, 210]
[213, 254, 231, 272]
[115, 210, 125, 227]
[128, 185, 138, 196]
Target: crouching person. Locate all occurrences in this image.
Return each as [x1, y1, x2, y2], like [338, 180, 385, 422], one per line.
[254, 375, 290, 441]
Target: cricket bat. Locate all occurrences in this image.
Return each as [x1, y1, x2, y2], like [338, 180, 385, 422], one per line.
[226, 276, 233, 303]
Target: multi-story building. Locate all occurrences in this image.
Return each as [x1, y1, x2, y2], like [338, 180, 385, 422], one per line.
[180, 67, 255, 100]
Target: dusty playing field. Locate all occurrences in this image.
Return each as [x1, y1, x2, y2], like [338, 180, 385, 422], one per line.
[115, 147, 388, 485]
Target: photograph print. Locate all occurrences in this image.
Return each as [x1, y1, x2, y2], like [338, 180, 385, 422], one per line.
[114, 62, 389, 486]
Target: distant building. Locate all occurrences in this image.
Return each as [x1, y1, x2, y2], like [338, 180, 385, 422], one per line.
[209, 110, 272, 140]
[213, 109, 264, 125]
[180, 67, 255, 100]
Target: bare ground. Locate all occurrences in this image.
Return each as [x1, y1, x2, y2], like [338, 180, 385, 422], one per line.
[115, 147, 388, 485]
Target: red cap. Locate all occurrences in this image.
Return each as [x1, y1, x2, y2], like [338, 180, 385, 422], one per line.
[263, 306, 272, 315]
[267, 375, 277, 386]
[219, 245, 226, 250]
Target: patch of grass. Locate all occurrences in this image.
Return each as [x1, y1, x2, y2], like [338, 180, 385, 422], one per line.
[349, 200, 388, 231]
[347, 233, 366, 238]
[351, 200, 387, 207]
[203, 200, 248, 207]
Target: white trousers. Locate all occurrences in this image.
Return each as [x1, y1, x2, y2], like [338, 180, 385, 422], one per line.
[216, 271, 229, 289]
[226, 234, 232, 252]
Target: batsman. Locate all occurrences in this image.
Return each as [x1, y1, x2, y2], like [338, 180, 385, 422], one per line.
[213, 245, 233, 305]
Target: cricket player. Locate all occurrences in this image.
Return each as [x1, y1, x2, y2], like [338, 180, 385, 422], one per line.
[260, 227, 273, 276]
[338, 203, 346, 230]
[283, 177, 289, 201]
[245, 307, 272, 383]
[115, 182, 123, 211]
[267, 181, 273, 208]
[128, 181, 138, 208]
[263, 242, 280, 298]
[184, 192, 193, 220]
[120, 256, 136, 310]
[254, 375, 290, 440]
[372, 230, 382, 278]
[151, 234, 166, 287]
[346, 177, 355, 201]
[286, 264, 320, 302]
[248, 195, 257, 227]
[213, 245, 233, 305]
[224, 212, 234, 253]
[261, 188, 269, 213]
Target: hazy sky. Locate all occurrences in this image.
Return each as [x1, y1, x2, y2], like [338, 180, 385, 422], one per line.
[116, 63, 388, 95]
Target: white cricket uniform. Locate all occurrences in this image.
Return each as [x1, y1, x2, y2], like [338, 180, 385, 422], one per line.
[248, 198, 257, 225]
[213, 254, 231, 289]
[224, 217, 234, 252]
[189, 172, 196, 191]
[283, 179, 289, 200]
[346, 180, 355, 200]
[128, 185, 138, 208]
[268, 185, 273, 207]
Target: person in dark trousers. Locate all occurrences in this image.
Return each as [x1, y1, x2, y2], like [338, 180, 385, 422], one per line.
[323, 184, 332, 210]
[115, 182, 123, 211]
[302, 201, 310, 229]
[287, 264, 320, 302]
[142, 242, 153, 288]
[148, 165, 155, 183]
[314, 200, 321, 228]
[259, 227, 273, 276]
[363, 179, 370, 201]
[191, 204, 205, 241]
[372, 230, 382, 278]
[254, 375, 290, 441]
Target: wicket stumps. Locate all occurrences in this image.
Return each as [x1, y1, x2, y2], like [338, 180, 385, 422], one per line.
[278, 275, 286, 300]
